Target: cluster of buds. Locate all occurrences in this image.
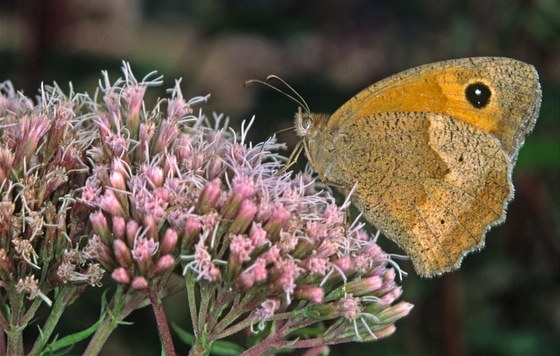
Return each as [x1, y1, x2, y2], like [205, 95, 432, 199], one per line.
[1, 63, 411, 353]
[0, 80, 103, 306]
[78, 66, 213, 291]
[74, 64, 411, 350]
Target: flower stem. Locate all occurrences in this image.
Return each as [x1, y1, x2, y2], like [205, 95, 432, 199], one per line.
[6, 288, 25, 355]
[197, 283, 213, 334]
[186, 272, 199, 337]
[29, 286, 83, 355]
[83, 287, 146, 355]
[188, 341, 207, 356]
[148, 286, 176, 356]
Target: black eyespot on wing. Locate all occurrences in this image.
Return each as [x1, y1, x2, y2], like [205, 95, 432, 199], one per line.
[465, 82, 491, 109]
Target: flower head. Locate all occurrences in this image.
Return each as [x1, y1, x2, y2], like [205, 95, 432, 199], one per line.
[0, 79, 104, 306]
[0, 63, 411, 353]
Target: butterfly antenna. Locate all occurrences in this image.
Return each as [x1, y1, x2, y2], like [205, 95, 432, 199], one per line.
[273, 126, 296, 135]
[244, 76, 310, 114]
[245, 75, 310, 173]
[265, 75, 311, 114]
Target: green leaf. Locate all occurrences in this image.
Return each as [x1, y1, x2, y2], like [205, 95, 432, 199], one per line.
[209, 340, 245, 355]
[40, 319, 101, 355]
[171, 322, 194, 346]
[290, 325, 326, 338]
[171, 322, 245, 355]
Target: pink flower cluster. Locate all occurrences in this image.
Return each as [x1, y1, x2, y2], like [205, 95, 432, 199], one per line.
[0, 63, 411, 352]
[0, 80, 102, 306]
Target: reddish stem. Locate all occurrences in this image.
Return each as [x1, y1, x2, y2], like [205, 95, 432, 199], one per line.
[148, 287, 176, 356]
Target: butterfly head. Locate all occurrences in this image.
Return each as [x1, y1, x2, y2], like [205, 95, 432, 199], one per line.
[294, 107, 329, 139]
[294, 107, 313, 137]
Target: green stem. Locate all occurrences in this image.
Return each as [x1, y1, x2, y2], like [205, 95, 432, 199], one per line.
[83, 287, 146, 356]
[188, 341, 208, 356]
[186, 273, 199, 337]
[214, 317, 253, 340]
[208, 291, 238, 332]
[29, 286, 83, 355]
[211, 291, 256, 335]
[197, 283, 212, 335]
[6, 288, 25, 355]
[240, 319, 318, 356]
[0, 302, 9, 330]
[148, 286, 176, 356]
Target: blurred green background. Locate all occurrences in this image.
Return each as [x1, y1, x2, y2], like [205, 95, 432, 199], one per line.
[1, 0, 559, 355]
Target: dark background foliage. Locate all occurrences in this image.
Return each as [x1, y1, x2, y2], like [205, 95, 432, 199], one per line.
[1, 0, 558, 355]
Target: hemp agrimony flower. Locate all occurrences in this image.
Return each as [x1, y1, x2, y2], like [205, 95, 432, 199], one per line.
[0, 63, 411, 355]
[0, 80, 104, 355]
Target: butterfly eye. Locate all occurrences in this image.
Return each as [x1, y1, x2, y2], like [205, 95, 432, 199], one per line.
[302, 116, 313, 130]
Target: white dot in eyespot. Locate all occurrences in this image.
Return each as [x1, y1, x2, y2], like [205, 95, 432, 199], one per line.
[475, 88, 482, 96]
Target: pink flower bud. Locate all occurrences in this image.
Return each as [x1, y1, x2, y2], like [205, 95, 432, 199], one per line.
[111, 158, 128, 178]
[112, 216, 126, 240]
[153, 254, 175, 276]
[113, 239, 132, 268]
[249, 223, 267, 249]
[205, 263, 222, 282]
[236, 258, 268, 290]
[143, 214, 158, 240]
[232, 175, 255, 200]
[130, 276, 148, 290]
[160, 228, 178, 255]
[263, 205, 291, 240]
[99, 189, 125, 216]
[183, 216, 202, 249]
[103, 91, 120, 116]
[189, 152, 204, 171]
[163, 155, 178, 178]
[333, 255, 352, 272]
[373, 325, 397, 339]
[137, 122, 155, 161]
[205, 156, 223, 180]
[109, 171, 126, 191]
[255, 201, 273, 223]
[123, 85, 145, 126]
[296, 285, 324, 304]
[221, 176, 256, 220]
[380, 287, 402, 306]
[229, 235, 254, 274]
[132, 237, 157, 274]
[377, 302, 413, 325]
[338, 295, 360, 320]
[167, 97, 192, 119]
[261, 245, 280, 264]
[235, 270, 255, 290]
[227, 199, 257, 235]
[383, 267, 396, 282]
[154, 119, 179, 154]
[126, 219, 140, 247]
[303, 257, 329, 275]
[197, 178, 222, 214]
[174, 134, 191, 160]
[90, 211, 110, 243]
[112, 267, 131, 285]
[345, 276, 383, 296]
[15, 116, 50, 163]
[0, 148, 14, 182]
[92, 238, 115, 271]
[147, 166, 164, 187]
